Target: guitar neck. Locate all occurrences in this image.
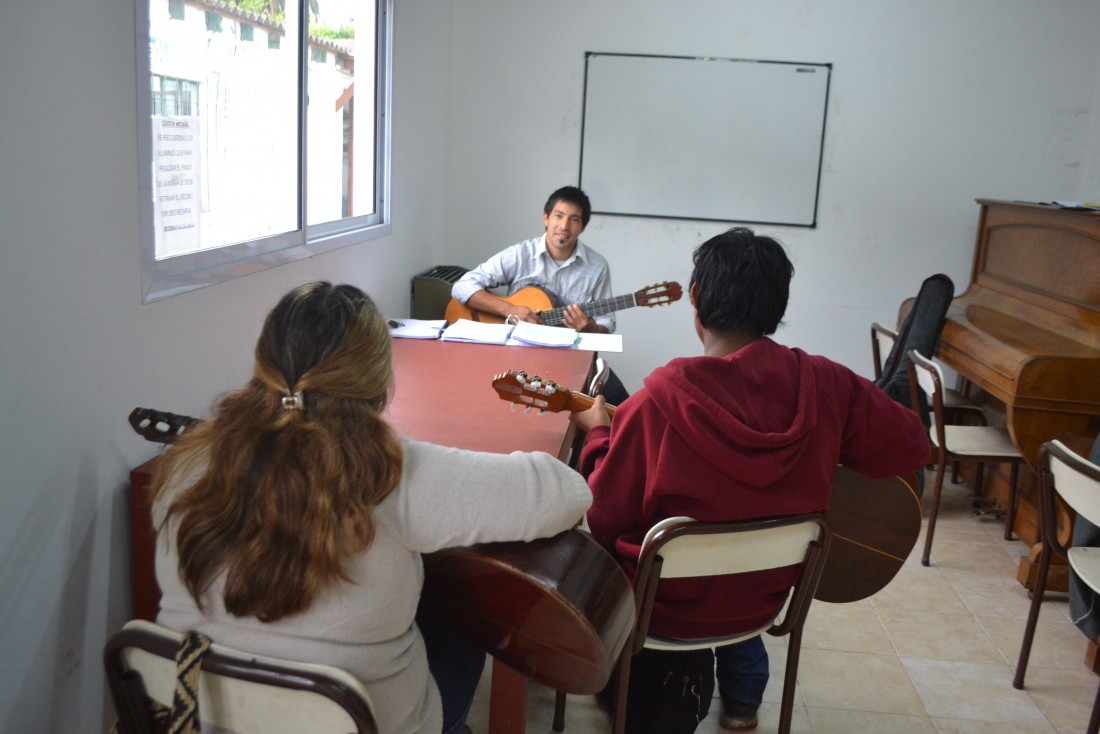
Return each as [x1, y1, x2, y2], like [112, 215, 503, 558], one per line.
[564, 391, 617, 417]
[539, 293, 638, 327]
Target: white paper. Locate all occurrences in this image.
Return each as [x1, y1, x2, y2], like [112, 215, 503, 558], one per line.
[440, 319, 514, 344]
[503, 331, 624, 352]
[509, 321, 578, 348]
[388, 318, 446, 340]
[574, 333, 623, 353]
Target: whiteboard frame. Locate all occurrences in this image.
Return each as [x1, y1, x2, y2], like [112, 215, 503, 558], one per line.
[578, 52, 832, 228]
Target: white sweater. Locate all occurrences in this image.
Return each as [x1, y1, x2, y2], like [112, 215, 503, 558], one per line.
[155, 438, 592, 734]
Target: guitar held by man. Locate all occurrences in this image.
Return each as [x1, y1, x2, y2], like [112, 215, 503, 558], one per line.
[444, 280, 682, 327]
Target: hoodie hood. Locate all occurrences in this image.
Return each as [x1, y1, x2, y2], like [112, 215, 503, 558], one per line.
[643, 337, 820, 488]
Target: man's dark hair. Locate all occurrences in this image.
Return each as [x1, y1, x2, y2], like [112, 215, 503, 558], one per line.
[690, 227, 794, 337]
[544, 186, 592, 226]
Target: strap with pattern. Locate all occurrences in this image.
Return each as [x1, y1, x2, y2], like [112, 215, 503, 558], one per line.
[168, 631, 213, 734]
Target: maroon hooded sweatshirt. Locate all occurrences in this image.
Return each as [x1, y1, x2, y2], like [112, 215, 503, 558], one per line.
[580, 337, 929, 638]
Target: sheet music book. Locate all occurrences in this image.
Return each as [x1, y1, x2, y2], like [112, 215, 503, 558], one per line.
[439, 319, 514, 345]
[508, 321, 578, 348]
[422, 318, 623, 352]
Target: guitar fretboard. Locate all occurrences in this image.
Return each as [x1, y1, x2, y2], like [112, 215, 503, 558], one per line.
[539, 293, 639, 327]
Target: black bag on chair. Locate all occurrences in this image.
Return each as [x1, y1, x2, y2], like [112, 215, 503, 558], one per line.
[875, 273, 955, 419]
[600, 648, 715, 734]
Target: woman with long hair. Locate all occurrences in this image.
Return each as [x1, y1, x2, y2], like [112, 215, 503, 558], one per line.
[152, 282, 592, 734]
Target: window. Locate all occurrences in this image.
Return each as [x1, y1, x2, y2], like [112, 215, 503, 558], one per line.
[138, 0, 392, 302]
[168, 0, 184, 21]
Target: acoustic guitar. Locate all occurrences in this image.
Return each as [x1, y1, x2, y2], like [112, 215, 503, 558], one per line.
[444, 280, 682, 325]
[126, 406, 636, 695]
[491, 370, 923, 603]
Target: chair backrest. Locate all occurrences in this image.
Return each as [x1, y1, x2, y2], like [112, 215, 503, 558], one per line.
[104, 620, 378, 734]
[633, 514, 831, 642]
[906, 349, 945, 437]
[1044, 440, 1100, 530]
[871, 322, 898, 380]
[587, 356, 610, 397]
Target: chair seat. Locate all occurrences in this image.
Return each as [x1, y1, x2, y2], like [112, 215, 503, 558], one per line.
[644, 619, 775, 652]
[1069, 547, 1100, 595]
[933, 424, 1020, 458]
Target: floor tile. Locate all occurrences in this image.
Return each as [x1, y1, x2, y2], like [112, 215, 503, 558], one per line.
[796, 648, 925, 714]
[806, 707, 936, 733]
[869, 566, 968, 613]
[980, 607, 1089, 669]
[901, 657, 1048, 724]
[1019, 665, 1100, 730]
[802, 601, 895, 655]
[880, 607, 1003, 662]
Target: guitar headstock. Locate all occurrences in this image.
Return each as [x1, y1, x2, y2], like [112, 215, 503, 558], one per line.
[128, 407, 201, 444]
[635, 281, 683, 308]
[490, 370, 577, 414]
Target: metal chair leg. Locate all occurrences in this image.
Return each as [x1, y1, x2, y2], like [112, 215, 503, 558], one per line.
[552, 690, 566, 731]
[922, 460, 948, 566]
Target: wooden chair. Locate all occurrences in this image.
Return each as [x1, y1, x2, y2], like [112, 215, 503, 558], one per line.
[587, 356, 610, 397]
[104, 619, 379, 734]
[874, 321, 984, 485]
[873, 321, 983, 418]
[1013, 440, 1100, 734]
[556, 514, 831, 734]
[907, 349, 1025, 565]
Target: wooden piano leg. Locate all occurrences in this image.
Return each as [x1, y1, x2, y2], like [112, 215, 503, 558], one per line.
[1017, 542, 1069, 592]
[1005, 463, 1021, 540]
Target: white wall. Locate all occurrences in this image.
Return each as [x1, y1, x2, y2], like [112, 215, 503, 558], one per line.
[1, 0, 1099, 731]
[441, 0, 1100, 392]
[0, 1, 453, 730]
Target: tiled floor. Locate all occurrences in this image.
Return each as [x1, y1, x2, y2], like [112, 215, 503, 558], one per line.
[465, 474, 1100, 733]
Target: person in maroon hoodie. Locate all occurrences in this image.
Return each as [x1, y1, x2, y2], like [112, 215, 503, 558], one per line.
[571, 227, 929, 730]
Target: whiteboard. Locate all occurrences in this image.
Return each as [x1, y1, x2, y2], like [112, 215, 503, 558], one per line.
[579, 53, 831, 227]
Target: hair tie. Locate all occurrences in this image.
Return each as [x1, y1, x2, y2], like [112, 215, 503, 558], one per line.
[281, 391, 305, 411]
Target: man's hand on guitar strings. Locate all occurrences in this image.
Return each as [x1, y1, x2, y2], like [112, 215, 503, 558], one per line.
[561, 304, 594, 332]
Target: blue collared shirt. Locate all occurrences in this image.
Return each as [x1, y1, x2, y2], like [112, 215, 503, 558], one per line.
[452, 234, 616, 332]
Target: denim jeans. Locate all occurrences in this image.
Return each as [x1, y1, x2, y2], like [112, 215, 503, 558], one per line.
[418, 608, 486, 734]
[715, 636, 769, 711]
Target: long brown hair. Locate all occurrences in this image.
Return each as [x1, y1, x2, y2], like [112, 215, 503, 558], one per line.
[153, 282, 403, 622]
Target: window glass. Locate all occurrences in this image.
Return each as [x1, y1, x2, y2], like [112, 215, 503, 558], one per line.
[139, 0, 390, 302]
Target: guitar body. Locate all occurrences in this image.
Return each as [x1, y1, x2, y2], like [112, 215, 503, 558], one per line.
[816, 468, 922, 603]
[444, 280, 682, 326]
[422, 530, 635, 694]
[444, 286, 556, 325]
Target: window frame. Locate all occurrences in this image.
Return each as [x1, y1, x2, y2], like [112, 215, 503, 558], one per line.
[135, 0, 393, 303]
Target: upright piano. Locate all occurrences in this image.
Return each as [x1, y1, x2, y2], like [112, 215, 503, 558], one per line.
[936, 199, 1100, 545]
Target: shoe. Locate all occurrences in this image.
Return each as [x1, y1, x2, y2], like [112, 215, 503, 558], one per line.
[719, 704, 759, 730]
